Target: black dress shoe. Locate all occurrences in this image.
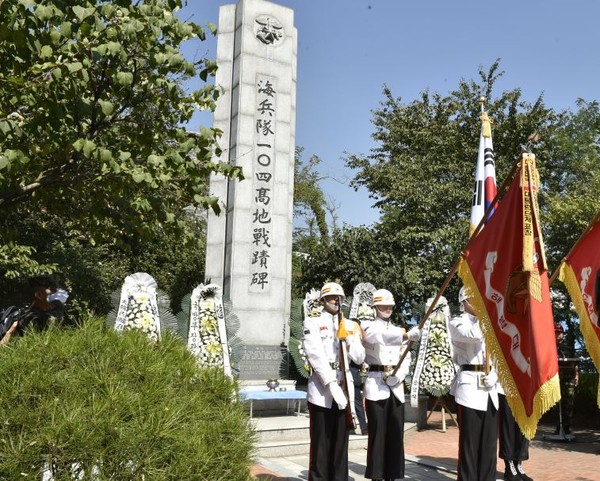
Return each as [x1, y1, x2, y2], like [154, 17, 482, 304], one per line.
[518, 471, 534, 481]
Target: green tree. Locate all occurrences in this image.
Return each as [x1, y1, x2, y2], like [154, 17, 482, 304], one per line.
[293, 147, 329, 250]
[291, 147, 330, 298]
[299, 62, 600, 320]
[542, 100, 600, 347]
[0, 206, 207, 321]
[0, 0, 242, 279]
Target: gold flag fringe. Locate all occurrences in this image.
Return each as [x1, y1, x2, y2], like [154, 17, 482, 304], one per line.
[558, 261, 600, 408]
[458, 258, 561, 439]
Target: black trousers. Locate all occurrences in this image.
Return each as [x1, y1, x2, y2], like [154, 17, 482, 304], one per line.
[308, 401, 349, 481]
[350, 364, 368, 432]
[457, 397, 498, 481]
[365, 395, 405, 480]
[498, 394, 529, 461]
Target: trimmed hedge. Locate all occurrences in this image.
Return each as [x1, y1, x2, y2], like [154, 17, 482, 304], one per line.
[0, 318, 254, 480]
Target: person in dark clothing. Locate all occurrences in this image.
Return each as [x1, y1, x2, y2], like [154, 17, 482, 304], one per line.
[350, 360, 368, 435]
[0, 275, 68, 345]
[554, 324, 579, 435]
[498, 391, 533, 481]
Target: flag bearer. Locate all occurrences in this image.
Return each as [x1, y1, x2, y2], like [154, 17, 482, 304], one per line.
[302, 282, 365, 481]
[449, 286, 500, 481]
[361, 289, 421, 481]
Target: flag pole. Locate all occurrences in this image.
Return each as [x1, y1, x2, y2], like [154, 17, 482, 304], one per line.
[548, 211, 600, 285]
[389, 157, 523, 378]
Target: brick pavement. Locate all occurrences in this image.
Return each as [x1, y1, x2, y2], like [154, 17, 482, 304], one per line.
[251, 410, 600, 480]
[405, 411, 600, 481]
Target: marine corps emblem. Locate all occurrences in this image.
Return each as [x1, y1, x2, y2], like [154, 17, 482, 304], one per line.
[255, 15, 284, 45]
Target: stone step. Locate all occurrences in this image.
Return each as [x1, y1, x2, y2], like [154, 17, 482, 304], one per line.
[250, 395, 427, 458]
[255, 433, 368, 458]
[252, 414, 368, 458]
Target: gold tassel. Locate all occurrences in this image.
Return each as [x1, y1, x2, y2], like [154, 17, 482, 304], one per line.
[559, 261, 600, 408]
[337, 314, 349, 340]
[459, 257, 561, 439]
[528, 272, 543, 303]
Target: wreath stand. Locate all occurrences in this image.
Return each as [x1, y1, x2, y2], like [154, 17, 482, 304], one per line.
[426, 396, 458, 432]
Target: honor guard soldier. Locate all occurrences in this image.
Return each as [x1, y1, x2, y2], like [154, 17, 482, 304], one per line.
[449, 286, 499, 481]
[361, 289, 421, 481]
[302, 282, 365, 481]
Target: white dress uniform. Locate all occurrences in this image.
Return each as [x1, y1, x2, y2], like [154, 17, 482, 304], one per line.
[302, 308, 364, 481]
[361, 316, 411, 480]
[449, 310, 499, 481]
[448, 311, 499, 410]
[303, 309, 365, 408]
[362, 317, 411, 402]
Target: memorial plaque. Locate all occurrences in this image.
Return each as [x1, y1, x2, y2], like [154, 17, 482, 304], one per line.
[237, 344, 290, 380]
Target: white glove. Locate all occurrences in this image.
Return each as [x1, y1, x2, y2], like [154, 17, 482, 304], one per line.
[482, 371, 498, 388]
[329, 382, 348, 410]
[385, 374, 401, 387]
[407, 326, 421, 342]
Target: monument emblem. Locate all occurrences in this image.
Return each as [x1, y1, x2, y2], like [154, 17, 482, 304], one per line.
[255, 16, 284, 45]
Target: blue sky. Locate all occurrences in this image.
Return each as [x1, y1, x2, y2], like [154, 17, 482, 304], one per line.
[179, 0, 600, 228]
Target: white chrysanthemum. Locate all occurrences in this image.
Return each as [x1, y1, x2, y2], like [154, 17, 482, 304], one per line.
[419, 315, 454, 397]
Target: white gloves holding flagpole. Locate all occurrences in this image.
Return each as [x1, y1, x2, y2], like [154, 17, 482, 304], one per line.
[407, 326, 421, 342]
[328, 382, 348, 410]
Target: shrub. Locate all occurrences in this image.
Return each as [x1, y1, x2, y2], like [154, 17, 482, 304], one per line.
[0, 317, 254, 480]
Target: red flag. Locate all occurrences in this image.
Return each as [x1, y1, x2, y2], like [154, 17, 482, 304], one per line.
[458, 153, 560, 439]
[556, 212, 600, 406]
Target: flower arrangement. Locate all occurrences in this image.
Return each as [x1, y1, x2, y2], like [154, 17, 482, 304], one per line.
[193, 297, 225, 366]
[418, 308, 455, 397]
[187, 286, 230, 369]
[123, 292, 160, 342]
[356, 301, 375, 322]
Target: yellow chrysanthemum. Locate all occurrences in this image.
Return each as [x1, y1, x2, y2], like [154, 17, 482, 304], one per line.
[206, 339, 223, 356]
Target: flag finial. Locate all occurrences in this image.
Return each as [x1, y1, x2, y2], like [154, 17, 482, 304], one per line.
[480, 112, 492, 139]
[479, 97, 492, 137]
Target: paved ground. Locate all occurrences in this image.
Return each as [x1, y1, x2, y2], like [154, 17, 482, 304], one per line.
[252, 411, 600, 480]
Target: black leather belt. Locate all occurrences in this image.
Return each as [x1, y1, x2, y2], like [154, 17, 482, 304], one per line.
[349, 361, 361, 369]
[369, 365, 395, 372]
[461, 364, 486, 372]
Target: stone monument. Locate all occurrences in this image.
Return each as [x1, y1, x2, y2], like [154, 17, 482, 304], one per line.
[204, 0, 297, 380]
